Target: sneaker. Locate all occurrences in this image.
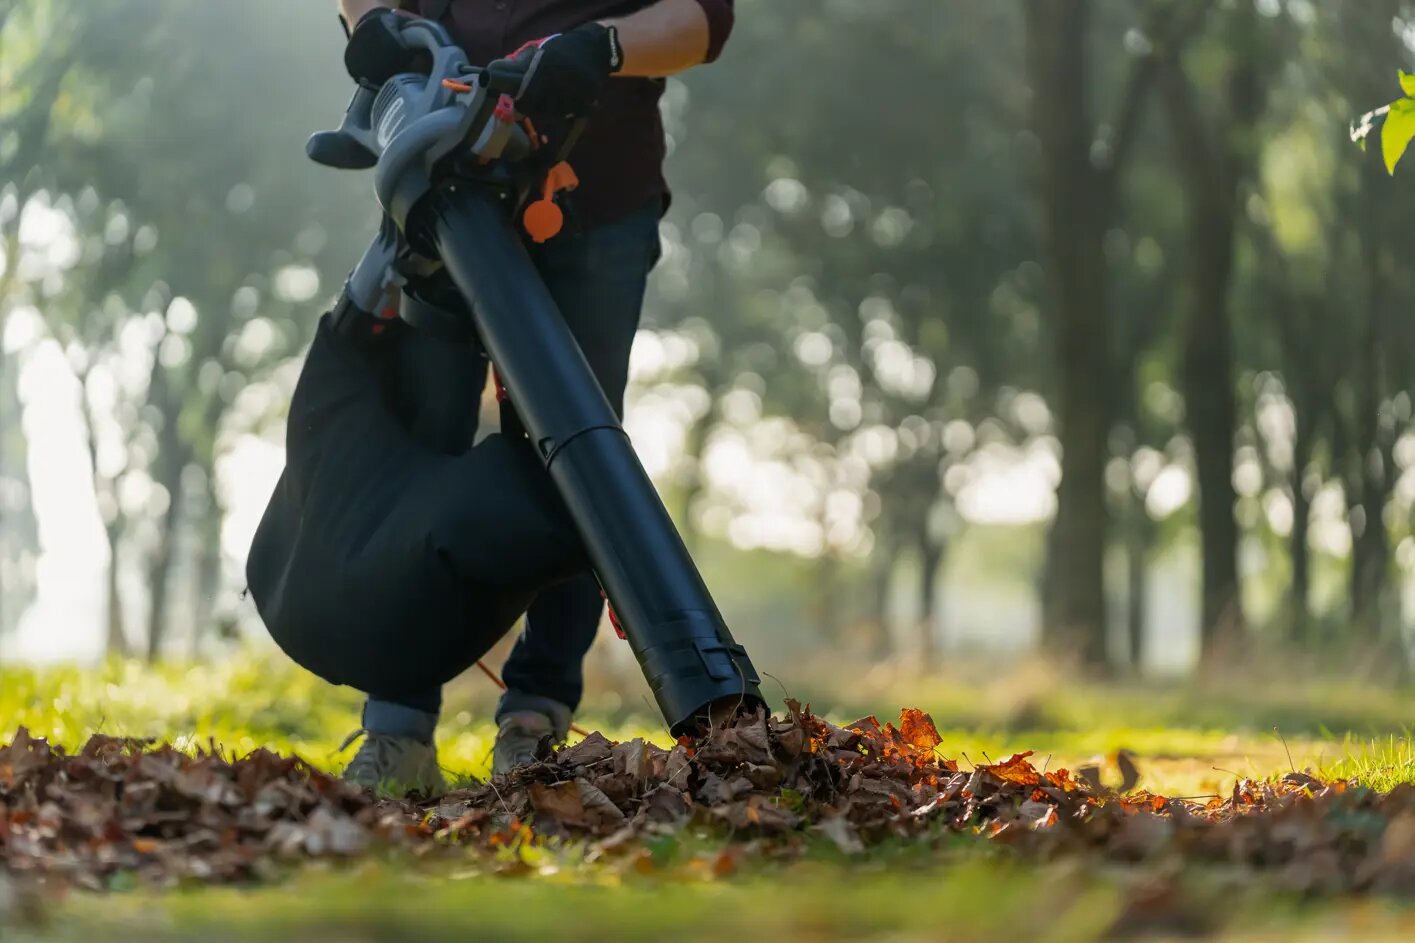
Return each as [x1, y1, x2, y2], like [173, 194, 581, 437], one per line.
[492, 711, 564, 776]
[340, 729, 447, 798]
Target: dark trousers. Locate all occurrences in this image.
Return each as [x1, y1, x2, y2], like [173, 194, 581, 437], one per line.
[362, 200, 662, 740]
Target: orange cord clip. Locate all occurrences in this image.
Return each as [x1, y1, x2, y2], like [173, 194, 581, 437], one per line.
[441, 78, 475, 94]
[522, 161, 579, 244]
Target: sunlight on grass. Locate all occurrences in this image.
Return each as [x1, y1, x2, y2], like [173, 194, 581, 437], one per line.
[0, 655, 670, 782]
[1, 649, 1408, 796]
[1324, 734, 1415, 791]
[6, 652, 1415, 942]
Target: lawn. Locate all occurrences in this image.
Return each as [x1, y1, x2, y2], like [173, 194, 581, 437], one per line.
[2, 651, 1414, 941]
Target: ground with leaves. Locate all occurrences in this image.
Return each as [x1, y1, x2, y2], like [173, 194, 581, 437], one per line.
[3, 654, 1415, 941]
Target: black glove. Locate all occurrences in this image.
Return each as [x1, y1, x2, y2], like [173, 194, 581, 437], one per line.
[486, 23, 623, 118]
[344, 7, 423, 90]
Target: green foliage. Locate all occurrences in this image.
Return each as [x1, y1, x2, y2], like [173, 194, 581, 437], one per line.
[1383, 72, 1415, 173]
[1351, 70, 1415, 174]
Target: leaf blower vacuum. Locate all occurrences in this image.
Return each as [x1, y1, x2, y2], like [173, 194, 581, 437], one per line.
[246, 18, 762, 735]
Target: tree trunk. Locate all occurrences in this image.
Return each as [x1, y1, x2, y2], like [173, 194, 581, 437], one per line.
[104, 522, 128, 657]
[857, 542, 895, 658]
[676, 407, 713, 554]
[0, 231, 20, 646]
[917, 533, 945, 672]
[0, 351, 7, 644]
[1347, 430, 1391, 647]
[190, 496, 224, 659]
[1184, 223, 1244, 655]
[1124, 489, 1152, 674]
[1348, 199, 1394, 647]
[1288, 414, 1313, 646]
[812, 554, 842, 643]
[144, 361, 190, 662]
[1155, 12, 1264, 664]
[145, 461, 186, 663]
[1024, 0, 1111, 670]
[72, 362, 130, 658]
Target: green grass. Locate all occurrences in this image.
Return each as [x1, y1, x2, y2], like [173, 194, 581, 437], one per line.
[1324, 734, 1415, 792]
[6, 652, 1406, 794]
[14, 850, 1415, 942]
[4, 650, 1415, 941]
[12, 856, 1120, 943]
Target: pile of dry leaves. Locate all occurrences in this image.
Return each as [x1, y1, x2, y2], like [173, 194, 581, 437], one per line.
[4, 703, 1415, 894]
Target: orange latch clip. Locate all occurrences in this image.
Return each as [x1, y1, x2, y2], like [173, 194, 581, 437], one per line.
[522, 161, 579, 244]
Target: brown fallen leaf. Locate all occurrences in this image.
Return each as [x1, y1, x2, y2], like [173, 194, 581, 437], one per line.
[1108, 810, 1172, 861]
[555, 733, 615, 770]
[611, 740, 654, 785]
[639, 785, 692, 826]
[1116, 750, 1142, 794]
[0, 710, 1389, 895]
[528, 780, 627, 831]
[712, 796, 801, 833]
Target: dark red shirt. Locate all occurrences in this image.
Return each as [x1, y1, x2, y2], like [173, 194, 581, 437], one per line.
[401, 0, 735, 229]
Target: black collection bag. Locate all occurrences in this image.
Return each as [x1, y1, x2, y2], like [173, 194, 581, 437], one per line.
[245, 314, 586, 699]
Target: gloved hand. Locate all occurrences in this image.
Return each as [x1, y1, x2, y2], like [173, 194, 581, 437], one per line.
[486, 23, 624, 118]
[344, 7, 422, 90]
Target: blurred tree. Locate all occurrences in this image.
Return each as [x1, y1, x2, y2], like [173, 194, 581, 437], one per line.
[1153, 0, 1274, 661]
[1322, 1, 1414, 659]
[1245, 0, 1414, 661]
[0, 0, 116, 650]
[1021, 0, 1187, 669]
[3, 0, 1411, 677]
[97, 4, 371, 659]
[9, 1, 370, 659]
[653, 0, 1041, 663]
[1107, 241, 1181, 671]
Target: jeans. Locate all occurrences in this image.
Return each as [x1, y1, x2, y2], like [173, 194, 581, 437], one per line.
[362, 199, 662, 743]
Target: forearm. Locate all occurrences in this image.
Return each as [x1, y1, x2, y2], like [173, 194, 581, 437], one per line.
[339, 0, 395, 31]
[602, 0, 731, 77]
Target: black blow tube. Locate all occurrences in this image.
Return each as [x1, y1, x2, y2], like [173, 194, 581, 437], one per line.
[425, 186, 763, 735]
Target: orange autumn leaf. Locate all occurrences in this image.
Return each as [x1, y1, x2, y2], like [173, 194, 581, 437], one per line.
[897, 708, 943, 752]
[711, 847, 742, 878]
[983, 751, 1041, 786]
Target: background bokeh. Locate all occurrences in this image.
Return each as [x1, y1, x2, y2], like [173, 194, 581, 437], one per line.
[1, 0, 1413, 705]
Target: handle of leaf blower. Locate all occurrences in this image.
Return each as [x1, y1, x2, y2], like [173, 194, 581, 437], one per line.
[308, 86, 380, 169]
[482, 61, 526, 98]
[309, 17, 469, 171]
